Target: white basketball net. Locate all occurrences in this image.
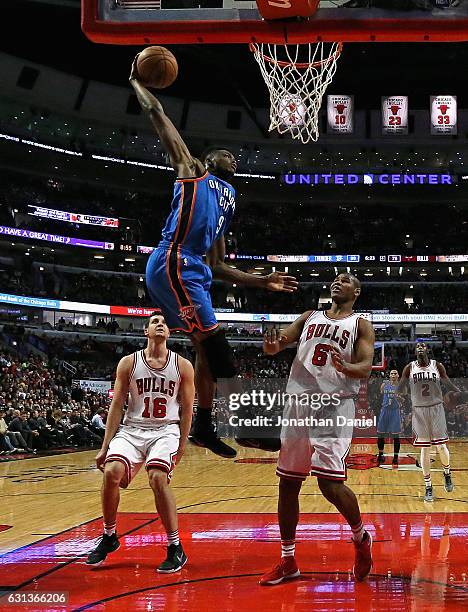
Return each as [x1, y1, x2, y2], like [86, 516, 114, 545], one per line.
[250, 42, 343, 144]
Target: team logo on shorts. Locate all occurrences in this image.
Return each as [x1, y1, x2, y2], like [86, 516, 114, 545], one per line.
[180, 305, 197, 321]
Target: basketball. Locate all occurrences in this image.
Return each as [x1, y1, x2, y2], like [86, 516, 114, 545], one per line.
[136, 46, 178, 89]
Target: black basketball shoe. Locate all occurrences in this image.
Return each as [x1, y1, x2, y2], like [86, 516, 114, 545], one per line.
[444, 473, 454, 493]
[86, 533, 120, 566]
[424, 486, 434, 502]
[157, 544, 188, 573]
[189, 413, 236, 458]
[235, 438, 281, 452]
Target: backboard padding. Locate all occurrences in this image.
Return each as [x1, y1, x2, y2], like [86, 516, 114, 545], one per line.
[82, 1, 468, 45]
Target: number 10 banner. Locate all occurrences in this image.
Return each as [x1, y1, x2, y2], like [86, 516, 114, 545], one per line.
[327, 95, 354, 134]
[431, 95, 457, 135]
[382, 96, 408, 135]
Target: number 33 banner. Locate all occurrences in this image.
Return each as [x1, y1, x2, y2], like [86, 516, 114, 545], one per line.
[327, 95, 354, 134]
[382, 96, 408, 135]
[431, 95, 457, 135]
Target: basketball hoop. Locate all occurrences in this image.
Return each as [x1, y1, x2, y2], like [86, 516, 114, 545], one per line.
[249, 42, 343, 143]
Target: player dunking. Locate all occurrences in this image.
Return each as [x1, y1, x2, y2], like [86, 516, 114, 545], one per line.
[260, 273, 375, 585]
[129, 56, 298, 459]
[376, 370, 402, 466]
[86, 312, 195, 572]
[398, 342, 464, 502]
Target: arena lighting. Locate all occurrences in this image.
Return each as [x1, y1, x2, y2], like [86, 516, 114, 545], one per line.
[0, 133, 20, 142]
[127, 160, 172, 170]
[235, 172, 275, 180]
[92, 154, 125, 164]
[0, 133, 82, 156]
[95, 155, 275, 179]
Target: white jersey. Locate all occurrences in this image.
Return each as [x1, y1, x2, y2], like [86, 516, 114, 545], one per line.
[123, 349, 181, 428]
[409, 359, 443, 407]
[287, 310, 364, 397]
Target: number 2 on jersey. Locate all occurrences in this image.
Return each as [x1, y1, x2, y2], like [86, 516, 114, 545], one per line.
[142, 397, 167, 418]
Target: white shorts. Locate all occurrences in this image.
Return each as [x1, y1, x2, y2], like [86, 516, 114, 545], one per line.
[412, 403, 449, 447]
[276, 398, 354, 482]
[105, 423, 180, 488]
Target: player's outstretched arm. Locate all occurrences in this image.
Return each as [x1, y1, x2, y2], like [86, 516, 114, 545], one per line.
[95, 355, 132, 471]
[263, 311, 313, 356]
[176, 357, 195, 464]
[207, 236, 298, 291]
[330, 317, 375, 379]
[129, 56, 205, 178]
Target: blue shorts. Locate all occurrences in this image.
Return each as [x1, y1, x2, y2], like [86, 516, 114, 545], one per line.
[377, 407, 401, 435]
[146, 245, 219, 334]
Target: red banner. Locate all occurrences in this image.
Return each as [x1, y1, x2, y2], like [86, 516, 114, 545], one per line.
[110, 305, 156, 317]
[256, 0, 319, 20]
[354, 379, 377, 437]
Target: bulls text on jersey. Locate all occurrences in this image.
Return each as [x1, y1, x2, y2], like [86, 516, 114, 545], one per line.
[305, 322, 351, 350]
[135, 376, 176, 397]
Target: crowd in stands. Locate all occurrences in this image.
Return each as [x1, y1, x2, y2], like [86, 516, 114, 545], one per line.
[1, 263, 467, 315]
[0, 351, 108, 455]
[214, 284, 468, 315]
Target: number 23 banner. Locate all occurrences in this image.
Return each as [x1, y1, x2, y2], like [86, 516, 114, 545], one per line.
[431, 95, 457, 135]
[382, 96, 408, 135]
[327, 95, 354, 134]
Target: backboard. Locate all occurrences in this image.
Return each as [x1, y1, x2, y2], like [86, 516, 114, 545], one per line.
[82, 1, 468, 45]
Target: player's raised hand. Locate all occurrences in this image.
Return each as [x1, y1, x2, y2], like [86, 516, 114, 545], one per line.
[129, 54, 141, 81]
[265, 271, 299, 293]
[263, 328, 287, 355]
[330, 346, 346, 373]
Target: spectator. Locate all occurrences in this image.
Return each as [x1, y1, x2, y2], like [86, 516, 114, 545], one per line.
[91, 409, 106, 439]
[8, 410, 37, 453]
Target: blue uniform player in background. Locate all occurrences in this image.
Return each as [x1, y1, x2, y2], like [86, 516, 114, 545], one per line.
[376, 369, 402, 466]
[130, 55, 298, 458]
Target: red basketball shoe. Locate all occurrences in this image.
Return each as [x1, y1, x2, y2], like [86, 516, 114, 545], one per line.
[353, 531, 373, 581]
[259, 557, 300, 586]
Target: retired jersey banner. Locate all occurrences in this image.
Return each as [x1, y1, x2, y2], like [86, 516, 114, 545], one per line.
[382, 96, 408, 135]
[327, 95, 354, 134]
[431, 95, 457, 135]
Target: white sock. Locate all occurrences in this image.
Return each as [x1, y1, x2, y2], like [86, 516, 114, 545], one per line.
[436, 444, 450, 473]
[167, 530, 180, 547]
[281, 539, 295, 558]
[350, 520, 365, 543]
[420, 447, 432, 488]
[104, 522, 116, 536]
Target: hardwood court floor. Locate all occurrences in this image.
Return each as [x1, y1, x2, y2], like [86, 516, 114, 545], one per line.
[0, 441, 467, 611]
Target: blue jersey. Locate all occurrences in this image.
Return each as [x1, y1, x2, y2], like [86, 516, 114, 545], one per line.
[159, 172, 236, 256]
[382, 383, 399, 410]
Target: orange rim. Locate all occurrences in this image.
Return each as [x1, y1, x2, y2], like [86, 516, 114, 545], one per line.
[249, 42, 343, 70]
